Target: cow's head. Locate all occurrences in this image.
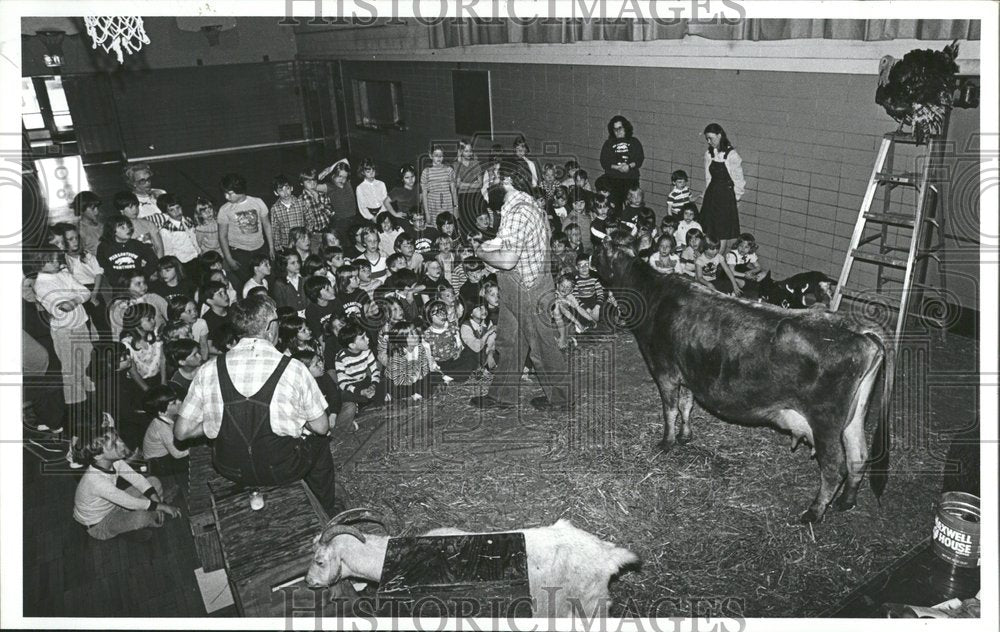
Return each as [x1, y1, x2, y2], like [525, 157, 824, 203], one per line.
[593, 228, 636, 285]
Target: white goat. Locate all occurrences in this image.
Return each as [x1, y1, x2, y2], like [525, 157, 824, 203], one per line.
[305, 510, 639, 618]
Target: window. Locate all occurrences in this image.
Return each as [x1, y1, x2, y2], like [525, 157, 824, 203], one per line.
[22, 78, 45, 130]
[22, 76, 75, 143]
[351, 79, 404, 130]
[45, 76, 73, 132]
[452, 70, 491, 137]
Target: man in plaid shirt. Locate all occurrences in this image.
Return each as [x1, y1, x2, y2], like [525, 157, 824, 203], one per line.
[174, 294, 346, 515]
[471, 163, 569, 412]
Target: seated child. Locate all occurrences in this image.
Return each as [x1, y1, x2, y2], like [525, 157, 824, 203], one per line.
[589, 193, 617, 251]
[335, 322, 383, 430]
[481, 279, 500, 327]
[198, 280, 231, 340]
[293, 349, 340, 428]
[458, 255, 488, 314]
[167, 295, 209, 359]
[572, 254, 604, 323]
[73, 426, 181, 542]
[380, 320, 450, 403]
[552, 273, 597, 349]
[304, 276, 340, 339]
[679, 229, 705, 277]
[120, 303, 164, 391]
[356, 259, 383, 298]
[459, 300, 497, 373]
[674, 204, 703, 249]
[550, 232, 577, 278]
[564, 222, 588, 257]
[277, 314, 318, 356]
[423, 299, 470, 379]
[696, 236, 742, 296]
[434, 235, 457, 288]
[408, 211, 439, 257]
[164, 338, 202, 398]
[376, 212, 405, 258]
[648, 234, 681, 275]
[396, 234, 424, 273]
[725, 232, 768, 285]
[141, 384, 189, 475]
[271, 249, 307, 315]
[242, 252, 271, 298]
[331, 264, 377, 322]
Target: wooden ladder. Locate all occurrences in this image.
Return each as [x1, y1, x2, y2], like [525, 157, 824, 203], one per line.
[831, 131, 947, 353]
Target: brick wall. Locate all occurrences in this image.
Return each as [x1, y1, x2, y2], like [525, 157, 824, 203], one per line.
[339, 58, 978, 311]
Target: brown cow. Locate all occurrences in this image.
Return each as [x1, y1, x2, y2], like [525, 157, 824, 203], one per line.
[594, 231, 890, 523]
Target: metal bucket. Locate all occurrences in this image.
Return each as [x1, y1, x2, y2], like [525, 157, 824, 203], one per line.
[932, 492, 980, 568]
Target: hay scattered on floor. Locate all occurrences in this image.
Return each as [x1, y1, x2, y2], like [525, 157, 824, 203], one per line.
[333, 332, 975, 617]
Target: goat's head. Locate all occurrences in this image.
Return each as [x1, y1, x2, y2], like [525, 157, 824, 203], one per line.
[305, 508, 385, 588]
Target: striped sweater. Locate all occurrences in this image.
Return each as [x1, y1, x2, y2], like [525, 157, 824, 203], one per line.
[335, 348, 380, 394]
[573, 274, 605, 302]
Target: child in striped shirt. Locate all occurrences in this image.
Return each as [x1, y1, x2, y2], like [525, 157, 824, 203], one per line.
[666, 170, 693, 220]
[335, 322, 382, 429]
[573, 254, 605, 323]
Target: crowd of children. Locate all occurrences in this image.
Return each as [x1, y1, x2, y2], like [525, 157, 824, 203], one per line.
[23, 143, 771, 542]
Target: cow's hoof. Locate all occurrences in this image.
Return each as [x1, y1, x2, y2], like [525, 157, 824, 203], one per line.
[677, 432, 693, 445]
[833, 496, 857, 513]
[656, 439, 675, 454]
[799, 508, 825, 524]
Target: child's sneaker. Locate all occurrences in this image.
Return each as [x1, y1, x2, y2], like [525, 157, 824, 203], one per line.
[66, 448, 84, 469]
[411, 393, 423, 402]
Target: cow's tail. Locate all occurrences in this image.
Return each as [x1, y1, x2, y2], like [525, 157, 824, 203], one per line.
[864, 331, 892, 499]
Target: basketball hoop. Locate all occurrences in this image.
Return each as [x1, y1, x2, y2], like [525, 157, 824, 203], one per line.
[84, 16, 150, 64]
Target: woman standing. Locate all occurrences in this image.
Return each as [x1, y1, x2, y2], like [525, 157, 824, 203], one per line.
[124, 163, 165, 219]
[420, 145, 457, 225]
[598, 115, 644, 210]
[700, 123, 746, 256]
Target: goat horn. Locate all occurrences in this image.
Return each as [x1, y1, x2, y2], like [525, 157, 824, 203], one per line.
[319, 524, 368, 546]
[326, 507, 387, 528]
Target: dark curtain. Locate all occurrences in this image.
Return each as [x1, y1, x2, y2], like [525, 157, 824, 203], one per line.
[428, 19, 981, 48]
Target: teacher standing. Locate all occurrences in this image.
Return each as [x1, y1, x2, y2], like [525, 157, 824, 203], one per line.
[470, 162, 568, 412]
[700, 123, 746, 256]
[599, 115, 644, 210]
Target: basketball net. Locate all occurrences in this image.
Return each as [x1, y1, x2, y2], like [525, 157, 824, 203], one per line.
[84, 16, 150, 64]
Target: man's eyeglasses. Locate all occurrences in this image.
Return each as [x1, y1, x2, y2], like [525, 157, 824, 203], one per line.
[613, 125, 625, 131]
[135, 177, 151, 183]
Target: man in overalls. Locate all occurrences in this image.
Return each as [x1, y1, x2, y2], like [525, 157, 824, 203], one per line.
[174, 294, 344, 516]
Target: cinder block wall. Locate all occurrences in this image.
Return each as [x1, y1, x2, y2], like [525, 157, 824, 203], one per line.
[340, 58, 978, 314]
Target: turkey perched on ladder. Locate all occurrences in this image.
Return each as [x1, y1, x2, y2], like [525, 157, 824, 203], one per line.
[875, 40, 960, 144]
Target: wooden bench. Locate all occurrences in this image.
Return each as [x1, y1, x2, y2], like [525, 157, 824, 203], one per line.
[185, 443, 232, 572]
[211, 479, 331, 617]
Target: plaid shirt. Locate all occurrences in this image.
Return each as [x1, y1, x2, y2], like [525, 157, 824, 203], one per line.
[269, 196, 310, 249]
[496, 190, 550, 289]
[301, 190, 333, 233]
[178, 337, 327, 439]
